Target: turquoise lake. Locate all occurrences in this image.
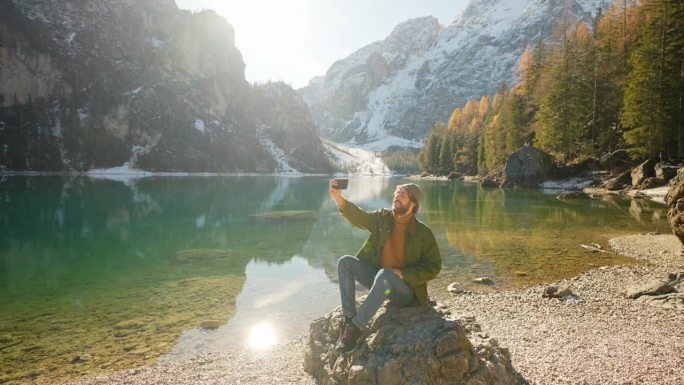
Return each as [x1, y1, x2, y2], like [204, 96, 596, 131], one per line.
[0, 175, 670, 384]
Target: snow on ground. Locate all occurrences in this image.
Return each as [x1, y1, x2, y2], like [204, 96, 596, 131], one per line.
[322, 139, 391, 175]
[194, 119, 205, 133]
[540, 176, 596, 191]
[257, 134, 301, 175]
[86, 163, 152, 185]
[541, 175, 670, 205]
[86, 138, 161, 184]
[357, 136, 423, 152]
[65, 32, 76, 45]
[146, 37, 167, 49]
[124, 87, 142, 96]
[629, 186, 669, 204]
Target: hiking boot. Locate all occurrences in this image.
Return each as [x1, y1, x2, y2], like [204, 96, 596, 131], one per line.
[335, 322, 361, 353]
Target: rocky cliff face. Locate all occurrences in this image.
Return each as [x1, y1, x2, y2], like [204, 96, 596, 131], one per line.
[0, 0, 331, 173]
[300, 0, 609, 150]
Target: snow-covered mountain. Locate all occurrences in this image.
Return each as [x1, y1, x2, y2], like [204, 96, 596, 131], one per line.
[300, 0, 609, 150]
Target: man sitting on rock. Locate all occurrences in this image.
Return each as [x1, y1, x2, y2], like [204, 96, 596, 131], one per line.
[329, 180, 442, 353]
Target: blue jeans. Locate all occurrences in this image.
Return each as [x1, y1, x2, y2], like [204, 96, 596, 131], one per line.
[337, 255, 415, 329]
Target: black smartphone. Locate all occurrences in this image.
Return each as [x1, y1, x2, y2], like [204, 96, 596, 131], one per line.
[333, 178, 349, 189]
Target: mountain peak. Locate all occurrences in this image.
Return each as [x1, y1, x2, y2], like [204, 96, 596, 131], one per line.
[384, 16, 441, 54]
[301, 0, 611, 148]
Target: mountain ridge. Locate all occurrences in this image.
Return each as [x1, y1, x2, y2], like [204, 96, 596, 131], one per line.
[0, 0, 331, 173]
[299, 0, 610, 150]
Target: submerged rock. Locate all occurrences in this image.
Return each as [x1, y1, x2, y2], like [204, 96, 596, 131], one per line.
[479, 177, 500, 188]
[304, 304, 525, 385]
[199, 320, 221, 330]
[252, 210, 318, 222]
[70, 353, 92, 364]
[447, 172, 463, 180]
[172, 248, 242, 264]
[556, 191, 591, 200]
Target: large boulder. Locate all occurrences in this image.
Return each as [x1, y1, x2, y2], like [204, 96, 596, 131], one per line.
[631, 159, 658, 187]
[640, 177, 666, 189]
[604, 171, 632, 190]
[600, 149, 632, 170]
[304, 304, 525, 385]
[665, 168, 684, 244]
[501, 145, 555, 188]
[655, 162, 679, 182]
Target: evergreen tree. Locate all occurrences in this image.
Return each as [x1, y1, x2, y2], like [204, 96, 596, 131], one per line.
[524, 40, 547, 103]
[500, 91, 529, 154]
[438, 134, 452, 173]
[419, 124, 446, 173]
[535, 23, 595, 162]
[622, 0, 684, 159]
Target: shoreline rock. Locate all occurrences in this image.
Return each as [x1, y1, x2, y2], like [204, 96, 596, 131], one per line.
[665, 167, 684, 243]
[304, 304, 525, 385]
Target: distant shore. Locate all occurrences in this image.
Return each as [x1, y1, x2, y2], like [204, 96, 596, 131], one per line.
[66, 233, 684, 385]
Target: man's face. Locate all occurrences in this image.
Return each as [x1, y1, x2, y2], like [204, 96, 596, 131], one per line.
[392, 187, 415, 215]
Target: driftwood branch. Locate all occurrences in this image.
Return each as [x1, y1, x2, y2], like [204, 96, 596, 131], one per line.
[580, 243, 611, 253]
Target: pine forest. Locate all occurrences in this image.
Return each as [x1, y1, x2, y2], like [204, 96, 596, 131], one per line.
[418, 0, 684, 176]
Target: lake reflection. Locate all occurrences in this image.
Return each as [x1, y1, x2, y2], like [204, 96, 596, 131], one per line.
[0, 176, 670, 384]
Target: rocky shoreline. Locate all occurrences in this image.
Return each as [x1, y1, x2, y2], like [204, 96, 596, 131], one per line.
[66, 233, 684, 385]
[438, 234, 684, 385]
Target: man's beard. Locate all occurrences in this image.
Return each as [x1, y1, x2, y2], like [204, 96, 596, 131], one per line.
[392, 205, 409, 216]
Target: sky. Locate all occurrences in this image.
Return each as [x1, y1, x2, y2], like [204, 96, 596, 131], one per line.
[174, 0, 470, 89]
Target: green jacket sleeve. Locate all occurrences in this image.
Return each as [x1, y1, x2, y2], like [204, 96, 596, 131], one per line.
[401, 229, 441, 286]
[339, 200, 379, 231]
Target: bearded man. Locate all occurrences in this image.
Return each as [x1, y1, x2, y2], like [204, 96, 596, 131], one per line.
[328, 180, 442, 353]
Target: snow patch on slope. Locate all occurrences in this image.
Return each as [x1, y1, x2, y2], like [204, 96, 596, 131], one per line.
[87, 135, 161, 183]
[258, 134, 301, 174]
[194, 119, 205, 133]
[323, 139, 390, 175]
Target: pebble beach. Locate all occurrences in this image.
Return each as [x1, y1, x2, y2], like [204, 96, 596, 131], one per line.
[68, 233, 684, 385]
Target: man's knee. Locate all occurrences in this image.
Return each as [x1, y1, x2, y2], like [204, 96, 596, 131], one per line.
[337, 255, 356, 271]
[374, 268, 394, 282]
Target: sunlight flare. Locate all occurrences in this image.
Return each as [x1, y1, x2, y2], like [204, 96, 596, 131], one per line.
[247, 321, 278, 350]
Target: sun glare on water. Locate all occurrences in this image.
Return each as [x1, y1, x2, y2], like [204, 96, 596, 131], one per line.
[247, 321, 278, 350]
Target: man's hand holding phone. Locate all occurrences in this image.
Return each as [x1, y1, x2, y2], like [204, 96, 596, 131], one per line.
[329, 179, 347, 209]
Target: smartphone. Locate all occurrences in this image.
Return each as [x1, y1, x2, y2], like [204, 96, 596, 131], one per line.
[333, 178, 349, 189]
